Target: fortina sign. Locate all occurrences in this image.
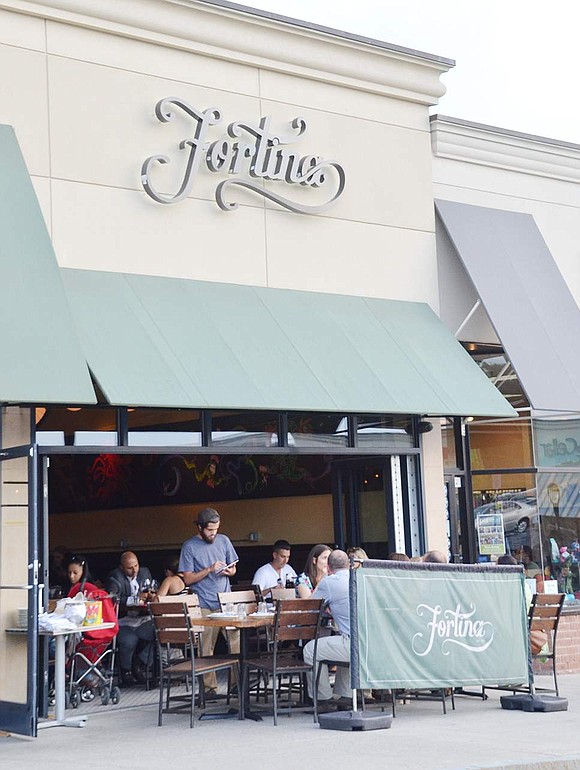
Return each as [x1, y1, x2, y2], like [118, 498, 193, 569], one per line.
[141, 97, 346, 214]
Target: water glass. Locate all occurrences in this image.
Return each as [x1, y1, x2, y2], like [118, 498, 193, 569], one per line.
[258, 601, 268, 615]
[237, 603, 247, 619]
[225, 602, 235, 615]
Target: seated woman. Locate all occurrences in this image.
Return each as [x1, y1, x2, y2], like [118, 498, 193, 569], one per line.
[66, 555, 119, 687]
[155, 556, 188, 598]
[296, 544, 332, 598]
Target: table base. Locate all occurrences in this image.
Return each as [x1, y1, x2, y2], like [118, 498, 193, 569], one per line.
[38, 715, 88, 729]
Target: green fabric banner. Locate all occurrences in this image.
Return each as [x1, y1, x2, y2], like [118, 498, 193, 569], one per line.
[352, 563, 529, 690]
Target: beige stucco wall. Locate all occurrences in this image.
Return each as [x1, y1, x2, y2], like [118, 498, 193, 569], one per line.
[0, 0, 449, 308]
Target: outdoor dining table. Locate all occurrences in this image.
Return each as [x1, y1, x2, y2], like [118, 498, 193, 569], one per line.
[193, 612, 274, 721]
[38, 622, 115, 729]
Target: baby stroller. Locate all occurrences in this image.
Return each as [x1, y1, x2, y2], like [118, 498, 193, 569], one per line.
[67, 584, 121, 708]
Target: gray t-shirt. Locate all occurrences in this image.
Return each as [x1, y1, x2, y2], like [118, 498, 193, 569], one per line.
[313, 568, 350, 636]
[178, 534, 239, 610]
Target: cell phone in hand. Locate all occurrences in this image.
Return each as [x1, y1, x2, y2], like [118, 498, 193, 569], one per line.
[217, 559, 239, 574]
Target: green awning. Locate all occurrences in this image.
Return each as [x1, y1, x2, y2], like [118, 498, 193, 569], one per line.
[0, 126, 95, 404]
[60, 268, 515, 417]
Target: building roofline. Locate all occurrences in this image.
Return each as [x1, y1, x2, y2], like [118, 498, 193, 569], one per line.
[198, 0, 455, 67]
[431, 114, 580, 152]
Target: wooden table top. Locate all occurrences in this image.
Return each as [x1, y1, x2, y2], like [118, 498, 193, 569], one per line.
[194, 614, 274, 629]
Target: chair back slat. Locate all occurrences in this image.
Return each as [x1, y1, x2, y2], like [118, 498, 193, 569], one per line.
[533, 605, 561, 619]
[270, 587, 296, 600]
[218, 590, 257, 615]
[272, 598, 323, 643]
[157, 629, 190, 645]
[150, 602, 198, 659]
[277, 625, 319, 642]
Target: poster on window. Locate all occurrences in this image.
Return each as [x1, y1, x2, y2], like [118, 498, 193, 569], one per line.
[476, 512, 506, 555]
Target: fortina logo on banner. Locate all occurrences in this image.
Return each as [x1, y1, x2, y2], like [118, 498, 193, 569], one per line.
[141, 97, 346, 214]
[411, 603, 494, 657]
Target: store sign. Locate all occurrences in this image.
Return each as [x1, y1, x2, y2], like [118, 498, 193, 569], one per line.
[533, 418, 580, 468]
[141, 98, 346, 214]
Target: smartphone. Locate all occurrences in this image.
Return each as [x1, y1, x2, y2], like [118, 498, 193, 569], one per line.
[217, 559, 239, 574]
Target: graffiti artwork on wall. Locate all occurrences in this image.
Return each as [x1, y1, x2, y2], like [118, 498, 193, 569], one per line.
[49, 453, 332, 513]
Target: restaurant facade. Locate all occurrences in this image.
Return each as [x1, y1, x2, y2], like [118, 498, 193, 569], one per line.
[1, 0, 580, 735]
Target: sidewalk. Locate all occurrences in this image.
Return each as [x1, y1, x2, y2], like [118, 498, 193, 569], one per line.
[3, 674, 580, 770]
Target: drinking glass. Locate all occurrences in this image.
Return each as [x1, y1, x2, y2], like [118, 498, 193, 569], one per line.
[225, 602, 235, 615]
[258, 601, 268, 615]
[237, 603, 247, 619]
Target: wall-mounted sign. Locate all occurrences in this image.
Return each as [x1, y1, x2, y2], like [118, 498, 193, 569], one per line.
[141, 98, 346, 214]
[533, 418, 580, 468]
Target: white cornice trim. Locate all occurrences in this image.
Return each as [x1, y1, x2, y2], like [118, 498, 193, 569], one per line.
[431, 115, 580, 183]
[0, 0, 451, 105]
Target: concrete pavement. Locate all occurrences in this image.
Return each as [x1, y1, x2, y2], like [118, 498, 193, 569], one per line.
[2, 674, 579, 770]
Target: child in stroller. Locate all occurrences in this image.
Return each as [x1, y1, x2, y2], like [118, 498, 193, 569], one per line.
[65, 555, 120, 707]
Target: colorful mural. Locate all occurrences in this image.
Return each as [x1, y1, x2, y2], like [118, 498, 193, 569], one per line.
[49, 453, 332, 513]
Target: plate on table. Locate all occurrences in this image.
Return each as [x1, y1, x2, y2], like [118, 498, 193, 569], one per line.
[207, 612, 238, 618]
[250, 611, 275, 617]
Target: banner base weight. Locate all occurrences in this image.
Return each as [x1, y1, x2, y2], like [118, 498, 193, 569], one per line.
[501, 694, 568, 712]
[318, 711, 392, 731]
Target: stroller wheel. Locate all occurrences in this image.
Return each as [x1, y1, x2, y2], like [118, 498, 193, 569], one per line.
[101, 688, 110, 706]
[110, 686, 121, 705]
[81, 687, 95, 703]
[69, 690, 80, 709]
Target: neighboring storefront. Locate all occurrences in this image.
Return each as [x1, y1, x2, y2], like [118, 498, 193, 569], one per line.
[433, 115, 580, 661]
[0, 0, 579, 735]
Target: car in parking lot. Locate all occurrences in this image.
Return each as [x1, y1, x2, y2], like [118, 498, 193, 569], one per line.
[475, 498, 538, 534]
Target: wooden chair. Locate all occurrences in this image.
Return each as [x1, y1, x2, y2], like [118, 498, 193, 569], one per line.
[529, 592, 565, 695]
[149, 601, 239, 727]
[218, 590, 257, 616]
[270, 587, 297, 601]
[482, 592, 565, 699]
[244, 598, 324, 725]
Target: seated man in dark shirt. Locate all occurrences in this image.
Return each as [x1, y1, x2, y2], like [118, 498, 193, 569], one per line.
[107, 551, 155, 686]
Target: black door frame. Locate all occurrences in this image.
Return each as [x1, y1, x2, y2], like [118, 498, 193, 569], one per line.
[0, 444, 40, 737]
[331, 455, 417, 555]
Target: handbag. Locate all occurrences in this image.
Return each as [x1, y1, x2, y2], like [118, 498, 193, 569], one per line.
[530, 629, 548, 654]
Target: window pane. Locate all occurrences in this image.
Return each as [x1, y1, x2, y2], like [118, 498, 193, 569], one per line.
[357, 414, 413, 449]
[537, 471, 580, 597]
[127, 408, 201, 447]
[287, 413, 348, 447]
[470, 417, 533, 470]
[211, 411, 279, 448]
[473, 471, 538, 563]
[35, 407, 118, 446]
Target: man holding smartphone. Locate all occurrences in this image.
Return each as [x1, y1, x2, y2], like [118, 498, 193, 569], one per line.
[179, 507, 239, 694]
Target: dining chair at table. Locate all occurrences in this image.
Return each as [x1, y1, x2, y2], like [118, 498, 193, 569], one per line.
[270, 587, 297, 601]
[244, 598, 324, 725]
[149, 601, 240, 727]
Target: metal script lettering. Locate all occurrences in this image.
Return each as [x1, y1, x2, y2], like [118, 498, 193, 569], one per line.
[141, 98, 346, 213]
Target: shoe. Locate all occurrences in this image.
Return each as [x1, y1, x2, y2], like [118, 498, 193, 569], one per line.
[316, 699, 338, 714]
[335, 697, 352, 712]
[132, 661, 148, 685]
[120, 670, 135, 688]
